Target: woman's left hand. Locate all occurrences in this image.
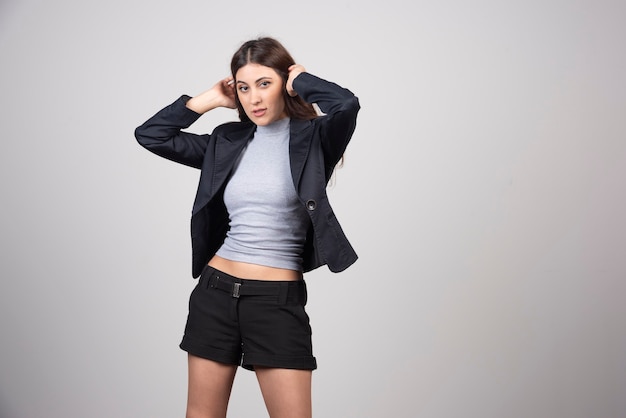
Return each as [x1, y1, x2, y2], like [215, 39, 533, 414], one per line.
[286, 64, 306, 97]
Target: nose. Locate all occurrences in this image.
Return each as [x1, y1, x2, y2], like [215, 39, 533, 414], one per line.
[249, 88, 261, 105]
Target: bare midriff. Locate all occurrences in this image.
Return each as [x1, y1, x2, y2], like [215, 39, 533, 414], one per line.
[208, 255, 303, 281]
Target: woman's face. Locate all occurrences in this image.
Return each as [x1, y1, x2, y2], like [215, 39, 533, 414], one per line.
[235, 63, 287, 125]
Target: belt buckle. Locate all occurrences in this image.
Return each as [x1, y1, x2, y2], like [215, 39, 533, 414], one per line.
[232, 282, 241, 298]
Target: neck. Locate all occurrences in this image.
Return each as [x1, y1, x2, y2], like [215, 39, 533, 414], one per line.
[256, 117, 290, 135]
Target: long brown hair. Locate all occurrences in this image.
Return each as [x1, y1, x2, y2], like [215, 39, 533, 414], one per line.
[230, 37, 318, 122]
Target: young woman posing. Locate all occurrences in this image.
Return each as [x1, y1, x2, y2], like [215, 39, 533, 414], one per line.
[135, 37, 360, 418]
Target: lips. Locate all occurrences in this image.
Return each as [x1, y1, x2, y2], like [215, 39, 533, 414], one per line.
[252, 109, 266, 117]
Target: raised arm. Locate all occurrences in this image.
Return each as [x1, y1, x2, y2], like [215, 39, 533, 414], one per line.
[185, 76, 236, 114]
[135, 77, 237, 169]
[289, 68, 360, 168]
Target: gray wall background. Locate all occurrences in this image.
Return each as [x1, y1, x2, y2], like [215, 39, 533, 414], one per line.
[1, 0, 624, 417]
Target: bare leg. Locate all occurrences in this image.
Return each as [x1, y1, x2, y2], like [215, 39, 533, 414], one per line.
[186, 354, 238, 418]
[255, 367, 312, 418]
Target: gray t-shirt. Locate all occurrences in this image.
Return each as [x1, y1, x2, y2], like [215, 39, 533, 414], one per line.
[216, 117, 310, 271]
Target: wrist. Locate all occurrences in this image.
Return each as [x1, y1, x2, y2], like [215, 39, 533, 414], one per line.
[185, 91, 222, 114]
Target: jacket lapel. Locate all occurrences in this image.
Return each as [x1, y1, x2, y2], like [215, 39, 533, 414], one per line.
[192, 123, 255, 214]
[212, 123, 256, 192]
[289, 119, 313, 190]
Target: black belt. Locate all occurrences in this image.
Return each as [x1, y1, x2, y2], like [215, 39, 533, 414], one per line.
[202, 266, 306, 302]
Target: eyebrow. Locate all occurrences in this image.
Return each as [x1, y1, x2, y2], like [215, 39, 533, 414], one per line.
[236, 76, 273, 84]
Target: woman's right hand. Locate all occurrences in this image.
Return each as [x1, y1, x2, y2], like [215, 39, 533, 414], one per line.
[185, 76, 236, 114]
[214, 76, 237, 109]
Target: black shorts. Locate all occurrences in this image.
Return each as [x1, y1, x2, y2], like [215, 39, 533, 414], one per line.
[180, 266, 317, 371]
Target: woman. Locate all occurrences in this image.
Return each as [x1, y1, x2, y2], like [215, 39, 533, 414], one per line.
[135, 37, 360, 418]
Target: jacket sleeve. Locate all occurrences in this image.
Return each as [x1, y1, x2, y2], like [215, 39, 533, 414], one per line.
[292, 73, 360, 167]
[134, 95, 210, 169]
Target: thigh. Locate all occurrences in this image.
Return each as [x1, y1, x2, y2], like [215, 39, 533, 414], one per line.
[186, 354, 238, 418]
[255, 367, 312, 418]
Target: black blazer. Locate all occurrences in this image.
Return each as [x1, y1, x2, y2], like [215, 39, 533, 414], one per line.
[135, 73, 360, 278]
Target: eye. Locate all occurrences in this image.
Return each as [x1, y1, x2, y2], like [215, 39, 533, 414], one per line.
[259, 80, 270, 88]
[238, 85, 249, 93]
